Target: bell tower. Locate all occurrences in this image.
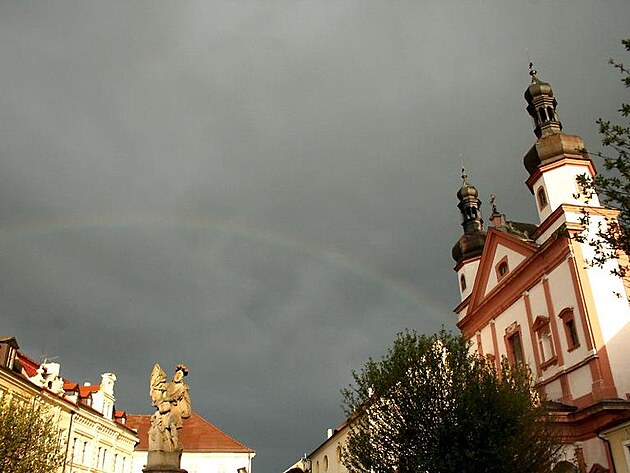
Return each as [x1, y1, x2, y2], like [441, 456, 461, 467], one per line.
[522, 65, 599, 234]
[452, 169, 486, 301]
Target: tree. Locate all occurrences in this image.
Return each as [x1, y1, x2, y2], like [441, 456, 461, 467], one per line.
[575, 39, 630, 277]
[341, 330, 561, 473]
[0, 393, 66, 473]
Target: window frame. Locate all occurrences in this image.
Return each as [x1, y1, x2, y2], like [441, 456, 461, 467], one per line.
[537, 187, 548, 210]
[532, 316, 557, 369]
[559, 308, 580, 352]
[505, 323, 525, 365]
[495, 256, 510, 282]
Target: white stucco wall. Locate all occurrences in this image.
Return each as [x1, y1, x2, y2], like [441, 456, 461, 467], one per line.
[578, 234, 630, 398]
[457, 258, 480, 302]
[483, 246, 527, 298]
[309, 427, 349, 473]
[532, 163, 600, 224]
[131, 451, 254, 473]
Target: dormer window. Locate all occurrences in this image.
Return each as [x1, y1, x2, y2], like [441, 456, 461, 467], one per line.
[537, 187, 548, 210]
[0, 337, 19, 370]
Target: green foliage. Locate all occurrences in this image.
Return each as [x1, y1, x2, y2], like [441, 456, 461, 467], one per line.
[341, 330, 560, 473]
[0, 393, 66, 473]
[575, 39, 630, 277]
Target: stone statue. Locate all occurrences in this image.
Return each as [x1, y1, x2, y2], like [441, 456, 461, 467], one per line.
[145, 363, 191, 473]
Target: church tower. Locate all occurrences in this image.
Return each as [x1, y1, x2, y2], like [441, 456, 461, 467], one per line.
[452, 170, 486, 301]
[452, 68, 630, 473]
[523, 65, 601, 236]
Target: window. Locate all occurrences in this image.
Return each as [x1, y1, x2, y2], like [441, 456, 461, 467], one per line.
[505, 324, 525, 365]
[533, 316, 556, 368]
[559, 308, 580, 351]
[72, 438, 79, 463]
[460, 274, 466, 291]
[323, 455, 329, 471]
[539, 329, 554, 360]
[336, 445, 342, 462]
[537, 187, 548, 210]
[495, 257, 509, 281]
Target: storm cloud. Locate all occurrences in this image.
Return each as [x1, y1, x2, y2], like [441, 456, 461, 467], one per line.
[1, 1, 629, 471]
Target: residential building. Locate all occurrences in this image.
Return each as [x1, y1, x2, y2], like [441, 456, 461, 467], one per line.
[283, 423, 348, 473]
[0, 336, 138, 473]
[127, 411, 255, 473]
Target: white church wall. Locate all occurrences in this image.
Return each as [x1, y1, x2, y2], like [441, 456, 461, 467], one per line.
[457, 258, 480, 302]
[483, 246, 527, 298]
[568, 365, 593, 401]
[544, 379, 563, 402]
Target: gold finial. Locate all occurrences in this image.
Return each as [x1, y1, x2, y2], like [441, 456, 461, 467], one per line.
[460, 154, 468, 184]
[528, 62, 539, 83]
[490, 194, 498, 213]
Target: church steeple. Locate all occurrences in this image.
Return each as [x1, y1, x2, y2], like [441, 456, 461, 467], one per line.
[524, 64, 563, 139]
[452, 169, 486, 265]
[521, 67, 599, 229]
[457, 169, 483, 234]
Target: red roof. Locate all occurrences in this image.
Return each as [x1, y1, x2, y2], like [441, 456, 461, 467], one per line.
[126, 412, 254, 454]
[16, 351, 41, 377]
[79, 385, 100, 398]
[63, 381, 80, 391]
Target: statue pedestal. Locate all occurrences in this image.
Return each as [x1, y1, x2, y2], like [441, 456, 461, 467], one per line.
[143, 450, 187, 473]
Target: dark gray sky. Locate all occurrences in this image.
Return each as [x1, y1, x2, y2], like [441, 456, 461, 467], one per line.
[1, 2, 628, 471]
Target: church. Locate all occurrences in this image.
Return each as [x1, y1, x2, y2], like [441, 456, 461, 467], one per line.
[452, 67, 630, 472]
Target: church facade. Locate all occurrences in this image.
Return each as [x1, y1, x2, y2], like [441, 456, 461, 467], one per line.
[452, 68, 630, 472]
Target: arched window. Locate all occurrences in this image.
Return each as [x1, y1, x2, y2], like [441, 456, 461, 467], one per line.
[460, 274, 467, 291]
[547, 106, 555, 122]
[533, 316, 557, 369]
[505, 323, 524, 365]
[537, 187, 548, 210]
[496, 258, 509, 280]
[540, 107, 548, 123]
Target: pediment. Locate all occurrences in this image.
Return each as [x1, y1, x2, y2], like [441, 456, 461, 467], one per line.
[467, 228, 538, 311]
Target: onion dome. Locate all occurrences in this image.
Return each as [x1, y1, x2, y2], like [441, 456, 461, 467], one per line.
[524, 64, 563, 139]
[457, 169, 483, 235]
[452, 169, 486, 263]
[522, 65, 590, 184]
[452, 232, 486, 263]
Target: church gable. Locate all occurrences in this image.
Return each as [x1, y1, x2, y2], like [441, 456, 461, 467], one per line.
[469, 229, 537, 310]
